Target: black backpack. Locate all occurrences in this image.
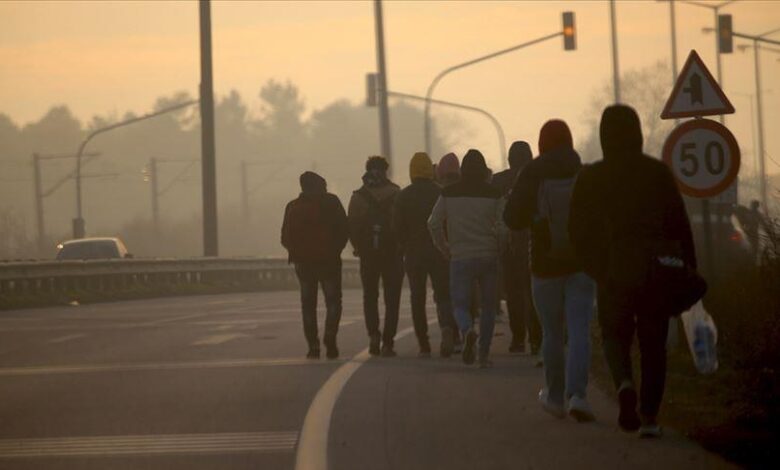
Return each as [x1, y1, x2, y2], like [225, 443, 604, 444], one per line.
[355, 188, 396, 256]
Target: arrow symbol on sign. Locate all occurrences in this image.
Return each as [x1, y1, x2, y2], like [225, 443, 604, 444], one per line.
[683, 73, 703, 105]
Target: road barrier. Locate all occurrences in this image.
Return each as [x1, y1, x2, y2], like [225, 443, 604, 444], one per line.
[0, 258, 361, 306]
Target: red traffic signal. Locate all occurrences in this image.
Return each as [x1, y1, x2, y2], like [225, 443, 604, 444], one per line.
[562, 12, 576, 51]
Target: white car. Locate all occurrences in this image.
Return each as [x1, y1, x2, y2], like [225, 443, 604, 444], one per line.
[56, 237, 132, 260]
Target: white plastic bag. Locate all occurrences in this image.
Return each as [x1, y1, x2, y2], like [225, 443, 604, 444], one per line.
[680, 300, 719, 374]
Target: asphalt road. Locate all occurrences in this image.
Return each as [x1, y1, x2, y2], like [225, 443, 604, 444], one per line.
[0, 290, 733, 469]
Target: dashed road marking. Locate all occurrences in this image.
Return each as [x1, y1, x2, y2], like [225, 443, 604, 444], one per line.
[47, 334, 86, 344]
[0, 431, 298, 458]
[191, 333, 250, 346]
[0, 357, 343, 377]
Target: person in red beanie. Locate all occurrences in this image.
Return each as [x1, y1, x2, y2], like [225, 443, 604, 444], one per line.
[504, 120, 596, 422]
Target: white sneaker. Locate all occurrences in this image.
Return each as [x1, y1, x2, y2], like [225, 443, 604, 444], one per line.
[538, 389, 565, 419]
[567, 395, 596, 422]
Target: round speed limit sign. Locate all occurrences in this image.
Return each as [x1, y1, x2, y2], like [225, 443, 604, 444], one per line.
[662, 119, 740, 198]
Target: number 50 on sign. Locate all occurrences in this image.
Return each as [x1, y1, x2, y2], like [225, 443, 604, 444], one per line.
[662, 119, 740, 199]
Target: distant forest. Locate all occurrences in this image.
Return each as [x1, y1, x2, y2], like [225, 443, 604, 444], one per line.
[0, 80, 456, 259]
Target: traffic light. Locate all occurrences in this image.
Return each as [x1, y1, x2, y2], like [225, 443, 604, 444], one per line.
[366, 73, 378, 107]
[562, 11, 576, 51]
[718, 14, 733, 54]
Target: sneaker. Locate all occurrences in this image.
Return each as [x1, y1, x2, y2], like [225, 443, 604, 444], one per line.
[440, 327, 454, 358]
[508, 339, 525, 354]
[639, 424, 663, 438]
[478, 352, 493, 369]
[617, 384, 641, 432]
[538, 388, 565, 419]
[369, 334, 381, 356]
[324, 338, 339, 360]
[418, 349, 431, 358]
[380, 345, 397, 357]
[418, 339, 431, 358]
[453, 339, 463, 354]
[534, 353, 544, 368]
[462, 329, 478, 365]
[306, 347, 320, 359]
[567, 395, 596, 422]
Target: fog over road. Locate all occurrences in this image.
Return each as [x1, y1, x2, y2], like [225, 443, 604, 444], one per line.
[0, 291, 731, 469]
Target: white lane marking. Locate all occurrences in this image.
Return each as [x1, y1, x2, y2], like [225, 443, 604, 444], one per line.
[144, 312, 209, 326]
[0, 358, 343, 377]
[191, 333, 250, 346]
[0, 431, 298, 458]
[295, 323, 425, 470]
[47, 334, 86, 344]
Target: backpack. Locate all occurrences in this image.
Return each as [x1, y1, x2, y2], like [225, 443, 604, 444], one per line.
[537, 177, 577, 261]
[286, 196, 333, 262]
[355, 188, 396, 256]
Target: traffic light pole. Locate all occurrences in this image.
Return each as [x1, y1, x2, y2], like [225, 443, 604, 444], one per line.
[373, 0, 393, 175]
[32, 154, 45, 252]
[150, 157, 160, 233]
[609, 0, 621, 103]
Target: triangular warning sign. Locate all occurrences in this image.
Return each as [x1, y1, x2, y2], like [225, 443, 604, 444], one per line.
[661, 50, 735, 120]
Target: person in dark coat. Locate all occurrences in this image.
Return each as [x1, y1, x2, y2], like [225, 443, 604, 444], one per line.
[504, 120, 596, 422]
[348, 156, 403, 357]
[281, 171, 349, 359]
[569, 104, 697, 437]
[492, 141, 542, 354]
[394, 152, 456, 357]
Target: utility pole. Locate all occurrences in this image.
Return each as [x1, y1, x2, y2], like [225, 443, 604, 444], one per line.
[609, 0, 621, 103]
[240, 160, 249, 221]
[752, 41, 768, 215]
[32, 154, 45, 252]
[373, 0, 393, 175]
[149, 157, 160, 233]
[199, 0, 218, 256]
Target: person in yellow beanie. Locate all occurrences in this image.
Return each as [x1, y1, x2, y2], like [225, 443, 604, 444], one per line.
[393, 152, 456, 357]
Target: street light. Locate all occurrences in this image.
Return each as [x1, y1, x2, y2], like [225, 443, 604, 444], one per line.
[71, 99, 199, 239]
[423, 12, 576, 155]
[705, 17, 780, 215]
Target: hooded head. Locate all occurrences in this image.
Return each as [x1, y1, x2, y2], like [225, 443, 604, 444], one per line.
[600, 105, 643, 161]
[409, 152, 434, 181]
[363, 155, 390, 187]
[436, 152, 460, 185]
[460, 149, 488, 182]
[299, 171, 326, 194]
[508, 141, 533, 170]
[538, 119, 574, 155]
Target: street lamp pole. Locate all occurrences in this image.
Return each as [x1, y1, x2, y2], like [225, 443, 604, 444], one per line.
[72, 99, 198, 239]
[609, 0, 621, 103]
[199, 0, 218, 256]
[386, 90, 506, 166]
[373, 0, 393, 174]
[423, 30, 563, 156]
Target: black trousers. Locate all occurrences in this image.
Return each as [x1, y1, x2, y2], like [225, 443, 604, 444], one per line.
[360, 254, 404, 345]
[501, 251, 541, 350]
[294, 260, 342, 348]
[598, 288, 670, 417]
[404, 250, 455, 346]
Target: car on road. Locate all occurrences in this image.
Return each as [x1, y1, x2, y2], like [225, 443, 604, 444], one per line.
[56, 237, 132, 260]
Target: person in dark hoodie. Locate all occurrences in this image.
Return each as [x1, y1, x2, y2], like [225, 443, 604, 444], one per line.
[394, 152, 456, 358]
[504, 120, 596, 423]
[281, 171, 349, 359]
[348, 156, 403, 357]
[492, 141, 542, 355]
[428, 149, 503, 368]
[569, 105, 697, 438]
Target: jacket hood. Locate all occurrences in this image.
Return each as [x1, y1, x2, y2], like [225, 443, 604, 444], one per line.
[508, 141, 533, 170]
[600, 104, 644, 162]
[299, 171, 326, 194]
[538, 120, 573, 155]
[409, 152, 434, 181]
[436, 152, 460, 183]
[460, 149, 488, 182]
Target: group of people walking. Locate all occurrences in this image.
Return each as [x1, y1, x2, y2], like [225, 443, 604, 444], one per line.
[281, 104, 698, 438]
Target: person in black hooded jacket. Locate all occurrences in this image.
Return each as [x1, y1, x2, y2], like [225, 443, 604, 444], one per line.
[569, 104, 696, 437]
[281, 171, 349, 360]
[492, 141, 542, 354]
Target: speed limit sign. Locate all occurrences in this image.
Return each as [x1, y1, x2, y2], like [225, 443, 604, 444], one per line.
[662, 119, 740, 198]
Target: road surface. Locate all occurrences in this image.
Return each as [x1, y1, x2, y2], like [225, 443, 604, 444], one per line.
[0, 290, 732, 469]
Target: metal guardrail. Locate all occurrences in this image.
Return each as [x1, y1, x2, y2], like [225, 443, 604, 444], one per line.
[0, 258, 360, 297]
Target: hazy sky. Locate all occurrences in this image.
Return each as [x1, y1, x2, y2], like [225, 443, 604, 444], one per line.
[1, 0, 779, 174]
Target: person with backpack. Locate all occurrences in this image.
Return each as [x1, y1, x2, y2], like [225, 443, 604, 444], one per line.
[393, 152, 456, 358]
[491, 141, 542, 356]
[281, 171, 349, 360]
[504, 120, 596, 422]
[569, 105, 699, 437]
[428, 149, 503, 368]
[348, 156, 403, 357]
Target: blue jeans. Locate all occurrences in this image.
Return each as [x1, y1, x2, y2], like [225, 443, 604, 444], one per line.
[532, 272, 595, 405]
[450, 257, 498, 355]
